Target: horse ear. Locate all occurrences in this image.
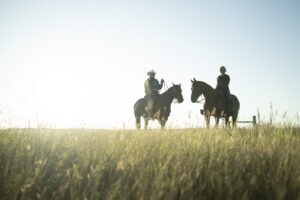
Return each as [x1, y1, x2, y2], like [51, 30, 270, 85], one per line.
[172, 82, 175, 86]
[191, 79, 194, 83]
[193, 78, 196, 81]
[179, 83, 181, 86]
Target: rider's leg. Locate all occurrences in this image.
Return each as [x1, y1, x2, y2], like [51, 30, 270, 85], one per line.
[225, 90, 232, 113]
[147, 96, 155, 117]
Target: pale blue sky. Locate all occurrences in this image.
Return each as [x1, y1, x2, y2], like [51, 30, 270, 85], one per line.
[0, 0, 299, 128]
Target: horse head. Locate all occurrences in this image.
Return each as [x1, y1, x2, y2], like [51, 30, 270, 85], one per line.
[191, 78, 202, 103]
[170, 83, 184, 103]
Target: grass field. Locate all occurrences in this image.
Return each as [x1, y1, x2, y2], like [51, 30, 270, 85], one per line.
[0, 126, 300, 200]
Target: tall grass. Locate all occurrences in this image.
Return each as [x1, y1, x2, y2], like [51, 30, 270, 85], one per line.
[0, 127, 300, 200]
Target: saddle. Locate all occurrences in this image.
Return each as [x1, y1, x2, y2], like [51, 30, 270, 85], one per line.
[144, 93, 160, 118]
[217, 90, 232, 116]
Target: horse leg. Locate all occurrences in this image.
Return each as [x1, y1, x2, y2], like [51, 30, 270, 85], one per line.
[136, 115, 141, 130]
[225, 116, 230, 128]
[215, 117, 220, 128]
[232, 114, 238, 128]
[205, 114, 210, 129]
[160, 117, 166, 130]
[144, 117, 148, 130]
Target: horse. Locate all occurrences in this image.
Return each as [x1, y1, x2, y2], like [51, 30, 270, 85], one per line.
[191, 78, 240, 128]
[134, 83, 184, 130]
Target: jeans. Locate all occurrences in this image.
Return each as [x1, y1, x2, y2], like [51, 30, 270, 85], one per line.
[146, 93, 159, 116]
[224, 90, 233, 112]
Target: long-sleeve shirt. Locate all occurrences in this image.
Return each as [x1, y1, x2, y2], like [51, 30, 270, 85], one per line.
[144, 77, 163, 96]
[216, 74, 230, 91]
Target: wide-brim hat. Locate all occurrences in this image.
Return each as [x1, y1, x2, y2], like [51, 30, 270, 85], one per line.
[147, 69, 156, 75]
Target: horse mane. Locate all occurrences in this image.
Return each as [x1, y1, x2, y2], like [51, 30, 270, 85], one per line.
[161, 85, 174, 95]
[159, 85, 178, 104]
[196, 81, 215, 92]
[195, 80, 217, 99]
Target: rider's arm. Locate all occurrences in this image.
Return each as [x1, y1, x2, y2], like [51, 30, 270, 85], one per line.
[158, 80, 163, 90]
[225, 75, 230, 86]
[150, 79, 161, 91]
[147, 79, 159, 92]
[216, 75, 221, 88]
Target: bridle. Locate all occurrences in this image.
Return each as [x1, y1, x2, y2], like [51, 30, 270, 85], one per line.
[192, 83, 205, 104]
[196, 95, 205, 103]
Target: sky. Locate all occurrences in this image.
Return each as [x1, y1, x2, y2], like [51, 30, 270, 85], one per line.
[0, 0, 299, 128]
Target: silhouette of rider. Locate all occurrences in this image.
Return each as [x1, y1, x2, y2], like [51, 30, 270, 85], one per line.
[144, 69, 164, 117]
[216, 66, 232, 114]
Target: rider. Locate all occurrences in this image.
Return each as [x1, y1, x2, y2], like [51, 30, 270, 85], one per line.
[144, 69, 164, 117]
[216, 66, 232, 114]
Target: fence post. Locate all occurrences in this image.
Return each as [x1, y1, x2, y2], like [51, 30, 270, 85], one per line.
[252, 116, 257, 126]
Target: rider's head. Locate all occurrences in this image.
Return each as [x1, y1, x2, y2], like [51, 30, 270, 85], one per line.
[220, 66, 226, 74]
[147, 69, 156, 78]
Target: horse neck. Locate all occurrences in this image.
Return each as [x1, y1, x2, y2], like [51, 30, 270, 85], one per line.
[161, 88, 175, 105]
[198, 81, 216, 101]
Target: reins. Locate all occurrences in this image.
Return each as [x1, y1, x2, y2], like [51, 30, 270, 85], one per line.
[193, 82, 205, 104]
[163, 81, 169, 92]
[196, 94, 205, 103]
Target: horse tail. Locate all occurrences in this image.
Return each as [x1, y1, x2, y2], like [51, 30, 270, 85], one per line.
[231, 95, 240, 122]
[134, 98, 146, 130]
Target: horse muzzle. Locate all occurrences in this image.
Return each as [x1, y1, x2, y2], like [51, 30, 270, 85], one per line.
[177, 96, 184, 103]
[191, 97, 197, 103]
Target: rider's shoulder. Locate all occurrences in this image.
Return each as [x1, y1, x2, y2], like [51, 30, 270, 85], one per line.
[219, 74, 230, 78]
[149, 77, 159, 82]
[217, 74, 223, 79]
[146, 77, 154, 81]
